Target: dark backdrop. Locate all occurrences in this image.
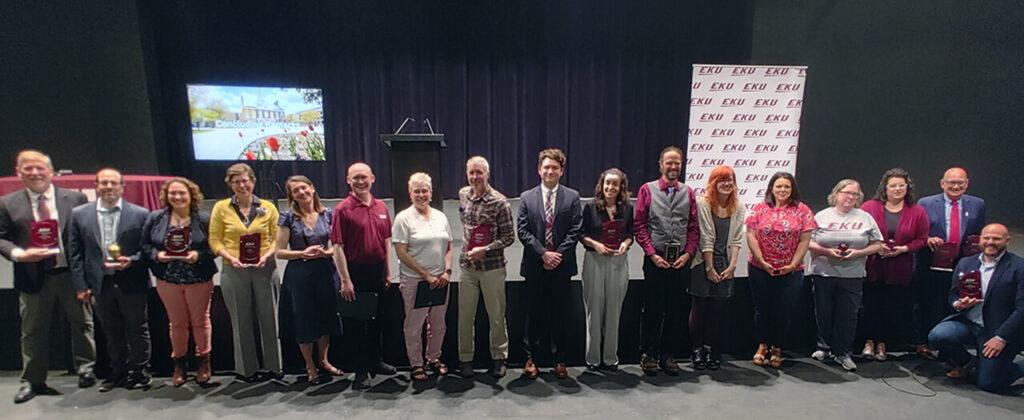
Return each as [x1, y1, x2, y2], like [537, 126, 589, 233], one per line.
[141, 0, 755, 200]
[752, 1, 1024, 225]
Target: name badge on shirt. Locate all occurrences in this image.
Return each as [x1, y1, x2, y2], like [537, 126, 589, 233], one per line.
[379, 214, 387, 219]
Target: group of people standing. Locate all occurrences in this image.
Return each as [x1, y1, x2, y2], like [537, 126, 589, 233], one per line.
[2, 145, 1022, 405]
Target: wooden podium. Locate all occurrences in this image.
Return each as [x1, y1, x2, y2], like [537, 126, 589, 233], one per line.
[381, 129, 446, 211]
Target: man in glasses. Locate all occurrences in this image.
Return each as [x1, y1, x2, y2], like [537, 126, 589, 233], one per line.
[913, 167, 986, 360]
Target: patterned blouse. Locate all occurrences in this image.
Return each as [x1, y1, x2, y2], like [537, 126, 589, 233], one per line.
[744, 202, 817, 271]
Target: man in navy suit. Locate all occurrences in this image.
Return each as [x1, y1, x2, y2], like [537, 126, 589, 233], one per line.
[928, 223, 1024, 394]
[0, 150, 95, 403]
[914, 167, 986, 358]
[517, 148, 583, 379]
[68, 168, 152, 391]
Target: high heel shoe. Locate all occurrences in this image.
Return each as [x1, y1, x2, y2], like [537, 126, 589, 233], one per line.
[769, 346, 783, 368]
[753, 344, 768, 366]
[875, 342, 887, 361]
[195, 353, 212, 384]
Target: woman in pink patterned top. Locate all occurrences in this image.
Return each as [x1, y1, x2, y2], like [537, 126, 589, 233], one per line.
[745, 172, 817, 368]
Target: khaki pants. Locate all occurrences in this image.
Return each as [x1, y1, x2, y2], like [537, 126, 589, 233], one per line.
[19, 269, 96, 385]
[457, 267, 508, 362]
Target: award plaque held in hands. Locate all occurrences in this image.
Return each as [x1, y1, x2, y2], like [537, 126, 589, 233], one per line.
[962, 234, 982, 258]
[239, 233, 261, 266]
[468, 224, 491, 249]
[958, 270, 982, 299]
[165, 226, 191, 260]
[30, 219, 61, 255]
[931, 242, 958, 271]
[600, 220, 623, 250]
[837, 242, 850, 257]
[664, 242, 681, 264]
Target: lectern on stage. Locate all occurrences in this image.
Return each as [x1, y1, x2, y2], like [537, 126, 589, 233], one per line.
[381, 118, 446, 211]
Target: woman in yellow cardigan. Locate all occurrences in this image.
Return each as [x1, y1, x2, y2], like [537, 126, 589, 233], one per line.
[208, 163, 283, 382]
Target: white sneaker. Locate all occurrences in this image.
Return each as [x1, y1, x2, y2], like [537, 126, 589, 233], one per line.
[836, 354, 858, 371]
[811, 350, 831, 361]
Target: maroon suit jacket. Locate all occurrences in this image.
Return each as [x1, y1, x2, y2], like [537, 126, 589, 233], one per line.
[862, 199, 929, 285]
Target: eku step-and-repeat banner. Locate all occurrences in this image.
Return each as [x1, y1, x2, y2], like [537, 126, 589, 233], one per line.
[685, 64, 807, 276]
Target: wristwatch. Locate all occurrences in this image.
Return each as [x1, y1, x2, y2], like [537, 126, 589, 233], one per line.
[445, 268, 453, 275]
[705, 265, 714, 272]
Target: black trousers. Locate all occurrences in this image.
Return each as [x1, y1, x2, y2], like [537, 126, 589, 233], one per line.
[640, 257, 690, 359]
[861, 280, 912, 344]
[345, 261, 386, 372]
[94, 283, 151, 375]
[810, 276, 863, 357]
[748, 264, 803, 348]
[522, 270, 571, 365]
[912, 268, 953, 345]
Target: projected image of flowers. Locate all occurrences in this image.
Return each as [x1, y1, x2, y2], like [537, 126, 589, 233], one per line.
[187, 84, 326, 161]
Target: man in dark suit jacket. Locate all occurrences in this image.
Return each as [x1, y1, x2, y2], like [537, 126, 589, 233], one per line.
[913, 167, 986, 358]
[0, 150, 95, 403]
[517, 148, 583, 379]
[928, 224, 1024, 394]
[68, 168, 152, 391]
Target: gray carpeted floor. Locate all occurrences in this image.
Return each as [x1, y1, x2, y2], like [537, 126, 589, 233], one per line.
[3, 354, 1023, 420]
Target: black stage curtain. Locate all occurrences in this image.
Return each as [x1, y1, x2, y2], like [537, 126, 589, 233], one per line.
[141, 0, 754, 200]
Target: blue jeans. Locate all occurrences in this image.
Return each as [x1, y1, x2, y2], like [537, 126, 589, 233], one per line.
[928, 318, 1024, 394]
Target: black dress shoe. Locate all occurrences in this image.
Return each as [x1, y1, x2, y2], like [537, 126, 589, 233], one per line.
[692, 348, 707, 370]
[459, 362, 474, 378]
[373, 362, 397, 375]
[601, 363, 619, 372]
[79, 372, 97, 388]
[706, 350, 722, 371]
[492, 359, 507, 379]
[352, 371, 371, 390]
[14, 384, 37, 404]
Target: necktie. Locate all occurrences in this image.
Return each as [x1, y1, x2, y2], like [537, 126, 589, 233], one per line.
[544, 190, 555, 251]
[37, 194, 56, 270]
[667, 186, 676, 203]
[37, 194, 51, 221]
[949, 200, 961, 244]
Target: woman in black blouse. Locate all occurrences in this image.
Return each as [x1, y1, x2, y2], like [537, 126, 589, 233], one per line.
[579, 168, 634, 371]
[141, 177, 217, 387]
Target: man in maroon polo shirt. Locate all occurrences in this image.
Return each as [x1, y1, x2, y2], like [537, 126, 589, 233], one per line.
[331, 162, 396, 390]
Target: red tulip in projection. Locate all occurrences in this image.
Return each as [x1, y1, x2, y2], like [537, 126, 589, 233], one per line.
[186, 83, 325, 161]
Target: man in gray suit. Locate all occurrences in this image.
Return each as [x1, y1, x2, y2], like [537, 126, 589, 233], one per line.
[0, 150, 95, 404]
[68, 168, 152, 391]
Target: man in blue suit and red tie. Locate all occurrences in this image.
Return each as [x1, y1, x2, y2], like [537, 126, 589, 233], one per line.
[517, 148, 583, 379]
[914, 167, 986, 359]
[928, 223, 1024, 394]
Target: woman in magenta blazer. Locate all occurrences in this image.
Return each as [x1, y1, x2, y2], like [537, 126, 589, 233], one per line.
[859, 168, 929, 361]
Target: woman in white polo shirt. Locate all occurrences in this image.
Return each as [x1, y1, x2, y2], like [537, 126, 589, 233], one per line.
[392, 172, 454, 381]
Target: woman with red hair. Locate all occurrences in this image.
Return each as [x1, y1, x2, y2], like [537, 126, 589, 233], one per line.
[688, 166, 745, 370]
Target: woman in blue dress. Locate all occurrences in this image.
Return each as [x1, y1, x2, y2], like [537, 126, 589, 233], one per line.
[275, 175, 343, 384]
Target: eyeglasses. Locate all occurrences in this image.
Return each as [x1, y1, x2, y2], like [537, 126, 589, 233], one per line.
[96, 180, 122, 186]
[943, 180, 967, 186]
[838, 191, 860, 196]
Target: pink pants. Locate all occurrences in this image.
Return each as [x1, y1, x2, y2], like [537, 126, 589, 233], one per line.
[400, 274, 449, 367]
[156, 280, 214, 359]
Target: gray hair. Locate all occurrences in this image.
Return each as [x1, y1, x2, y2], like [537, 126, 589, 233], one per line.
[466, 156, 490, 173]
[408, 172, 432, 190]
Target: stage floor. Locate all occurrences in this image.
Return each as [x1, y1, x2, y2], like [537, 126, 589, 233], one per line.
[3, 355, 1022, 419]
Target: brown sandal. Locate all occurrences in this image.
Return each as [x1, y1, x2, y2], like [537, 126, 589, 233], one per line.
[769, 346, 783, 368]
[753, 344, 768, 366]
[429, 360, 448, 376]
[411, 366, 428, 381]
